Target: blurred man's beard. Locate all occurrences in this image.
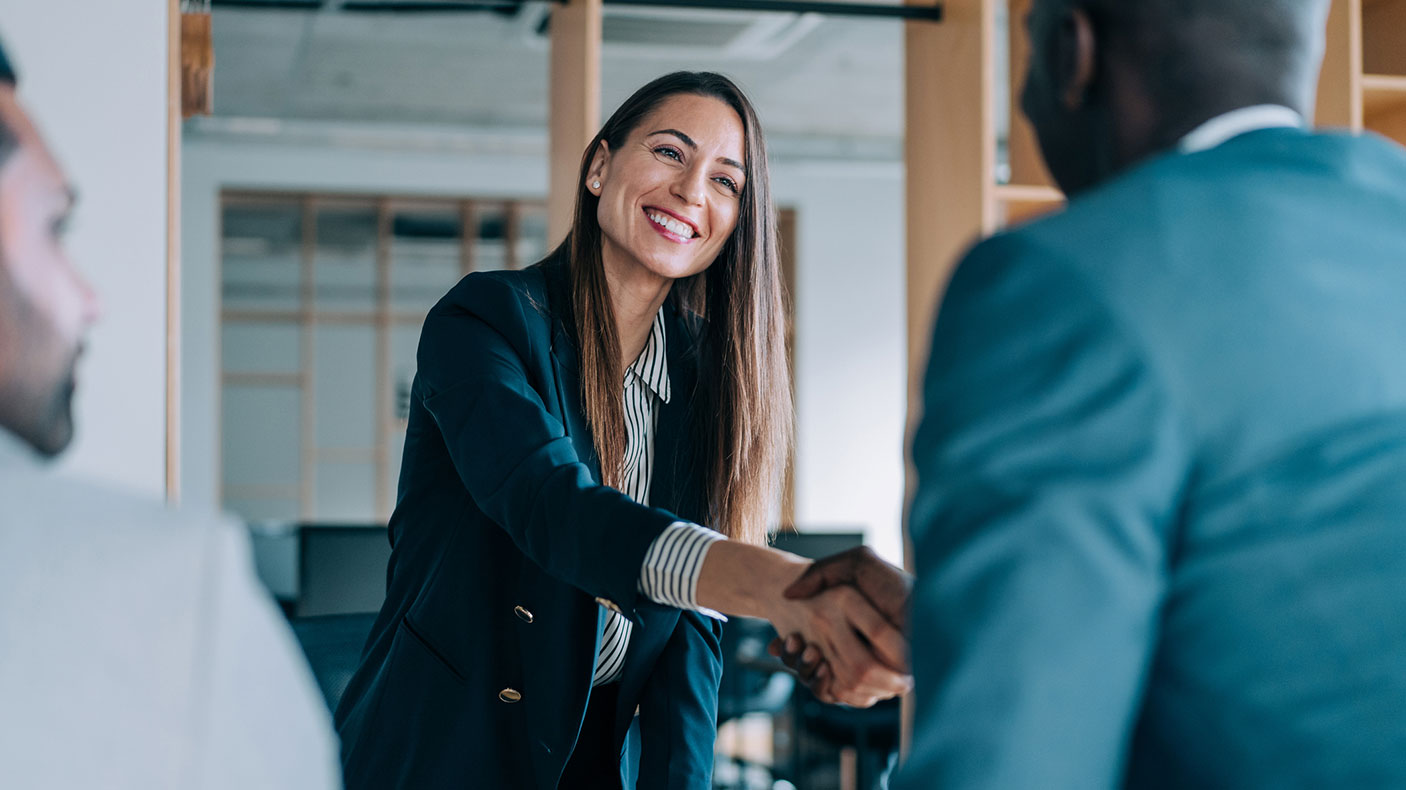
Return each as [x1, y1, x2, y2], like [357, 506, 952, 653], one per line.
[32, 351, 78, 457]
[0, 286, 80, 457]
[0, 253, 83, 457]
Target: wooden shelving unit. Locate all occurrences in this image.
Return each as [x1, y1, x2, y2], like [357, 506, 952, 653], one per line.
[903, 0, 1064, 465]
[1321, 0, 1406, 145]
[995, 183, 1065, 225]
[1362, 0, 1406, 146]
[1001, 0, 1065, 226]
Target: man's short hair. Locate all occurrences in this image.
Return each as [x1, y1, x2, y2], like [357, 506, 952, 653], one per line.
[1074, 0, 1329, 113]
[0, 37, 14, 87]
[0, 36, 19, 171]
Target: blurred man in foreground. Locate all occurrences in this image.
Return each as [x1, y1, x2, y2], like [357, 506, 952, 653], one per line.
[902, 0, 1406, 785]
[0, 40, 339, 789]
[788, 0, 1406, 786]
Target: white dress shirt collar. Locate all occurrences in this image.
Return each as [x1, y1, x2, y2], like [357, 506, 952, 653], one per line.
[1178, 104, 1305, 154]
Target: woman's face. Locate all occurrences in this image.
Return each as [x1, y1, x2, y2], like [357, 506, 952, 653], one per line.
[590, 93, 747, 286]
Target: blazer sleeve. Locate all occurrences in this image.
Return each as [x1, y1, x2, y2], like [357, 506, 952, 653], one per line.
[415, 272, 678, 619]
[895, 234, 1194, 789]
[635, 611, 724, 790]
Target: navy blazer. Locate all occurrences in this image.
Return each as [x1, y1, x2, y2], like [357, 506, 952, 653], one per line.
[335, 252, 723, 790]
[899, 129, 1406, 788]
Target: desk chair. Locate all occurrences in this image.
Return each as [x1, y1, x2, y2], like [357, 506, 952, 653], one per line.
[290, 612, 377, 712]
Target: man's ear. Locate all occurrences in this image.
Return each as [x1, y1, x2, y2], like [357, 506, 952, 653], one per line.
[586, 140, 611, 194]
[1058, 7, 1098, 111]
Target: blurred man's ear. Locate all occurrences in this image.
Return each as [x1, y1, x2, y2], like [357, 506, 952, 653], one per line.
[1058, 7, 1099, 111]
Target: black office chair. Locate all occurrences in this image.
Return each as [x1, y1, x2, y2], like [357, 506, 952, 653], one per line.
[719, 616, 795, 724]
[715, 616, 795, 789]
[765, 531, 899, 788]
[296, 525, 392, 617]
[290, 612, 377, 712]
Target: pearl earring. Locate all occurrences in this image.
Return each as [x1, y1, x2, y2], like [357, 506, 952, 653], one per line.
[592, 180, 601, 190]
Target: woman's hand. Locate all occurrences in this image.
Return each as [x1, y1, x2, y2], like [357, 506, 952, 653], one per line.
[768, 633, 832, 697]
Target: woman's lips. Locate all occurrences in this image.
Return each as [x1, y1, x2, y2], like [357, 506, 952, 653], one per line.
[644, 208, 698, 244]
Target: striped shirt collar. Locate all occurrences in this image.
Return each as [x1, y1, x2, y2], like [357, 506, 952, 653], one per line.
[625, 307, 671, 404]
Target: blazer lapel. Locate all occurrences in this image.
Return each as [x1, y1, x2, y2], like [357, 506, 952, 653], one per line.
[613, 302, 701, 744]
[648, 301, 701, 522]
[544, 260, 602, 483]
[550, 325, 601, 482]
[546, 278, 704, 746]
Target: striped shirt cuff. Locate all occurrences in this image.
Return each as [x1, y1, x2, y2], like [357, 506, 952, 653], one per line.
[638, 521, 728, 621]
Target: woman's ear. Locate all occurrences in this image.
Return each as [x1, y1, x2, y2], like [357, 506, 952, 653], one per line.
[587, 141, 612, 195]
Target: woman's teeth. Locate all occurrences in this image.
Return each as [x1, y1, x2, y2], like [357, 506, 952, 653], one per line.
[648, 211, 695, 238]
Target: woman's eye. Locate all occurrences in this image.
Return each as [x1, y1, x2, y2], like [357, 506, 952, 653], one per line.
[714, 176, 739, 194]
[654, 146, 682, 161]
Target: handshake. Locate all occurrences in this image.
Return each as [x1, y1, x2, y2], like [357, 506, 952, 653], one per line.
[763, 547, 915, 709]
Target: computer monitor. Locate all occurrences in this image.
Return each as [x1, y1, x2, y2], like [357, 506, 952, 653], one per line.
[297, 524, 391, 618]
[768, 529, 865, 561]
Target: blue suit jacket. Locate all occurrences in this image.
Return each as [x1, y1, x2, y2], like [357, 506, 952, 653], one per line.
[900, 129, 1406, 788]
[334, 253, 723, 789]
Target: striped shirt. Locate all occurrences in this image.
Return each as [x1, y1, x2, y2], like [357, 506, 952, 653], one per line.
[592, 307, 726, 687]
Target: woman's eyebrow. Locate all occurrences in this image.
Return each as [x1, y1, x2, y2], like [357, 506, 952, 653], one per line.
[648, 128, 745, 171]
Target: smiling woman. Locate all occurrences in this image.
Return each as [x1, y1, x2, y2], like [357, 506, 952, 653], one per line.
[333, 70, 910, 789]
[568, 75, 787, 548]
[334, 71, 911, 790]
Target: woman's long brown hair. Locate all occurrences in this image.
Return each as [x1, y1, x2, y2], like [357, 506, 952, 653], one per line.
[553, 71, 790, 547]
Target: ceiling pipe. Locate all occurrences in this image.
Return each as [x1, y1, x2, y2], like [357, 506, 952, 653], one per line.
[604, 0, 941, 22]
[210, 0, 943, 22]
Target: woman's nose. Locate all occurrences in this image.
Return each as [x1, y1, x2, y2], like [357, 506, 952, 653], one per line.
[672, 166, 707, 206]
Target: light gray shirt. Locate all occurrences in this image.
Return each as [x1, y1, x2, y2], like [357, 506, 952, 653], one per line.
[0, 430, 340, 789]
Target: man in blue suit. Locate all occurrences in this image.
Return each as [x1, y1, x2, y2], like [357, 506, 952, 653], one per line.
[788, 0, 1406, 785]
[901, 0, 1406, 784]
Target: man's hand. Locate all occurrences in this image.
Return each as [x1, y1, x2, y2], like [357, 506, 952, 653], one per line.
[768, 547, 914, 702]
[762, 583, 912, 707]
[692, 541, 912, 707]
[785, 546, 913, 629]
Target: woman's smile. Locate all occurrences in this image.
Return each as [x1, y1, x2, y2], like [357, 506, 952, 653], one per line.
[643, 207, 699, 243]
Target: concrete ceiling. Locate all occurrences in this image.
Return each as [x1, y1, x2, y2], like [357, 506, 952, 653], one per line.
[205, 2, 909, 149]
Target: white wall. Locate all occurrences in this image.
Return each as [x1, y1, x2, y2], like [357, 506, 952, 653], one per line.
[1, 1, 171, 498]
[779, 164, 906, 565]
[182, 135, 906, 563]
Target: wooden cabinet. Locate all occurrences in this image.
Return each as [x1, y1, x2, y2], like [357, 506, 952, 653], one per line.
[1320, 0, 1406, 144]
[1361, 0, 1406, 144]
[903, 0, 1064, 412]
